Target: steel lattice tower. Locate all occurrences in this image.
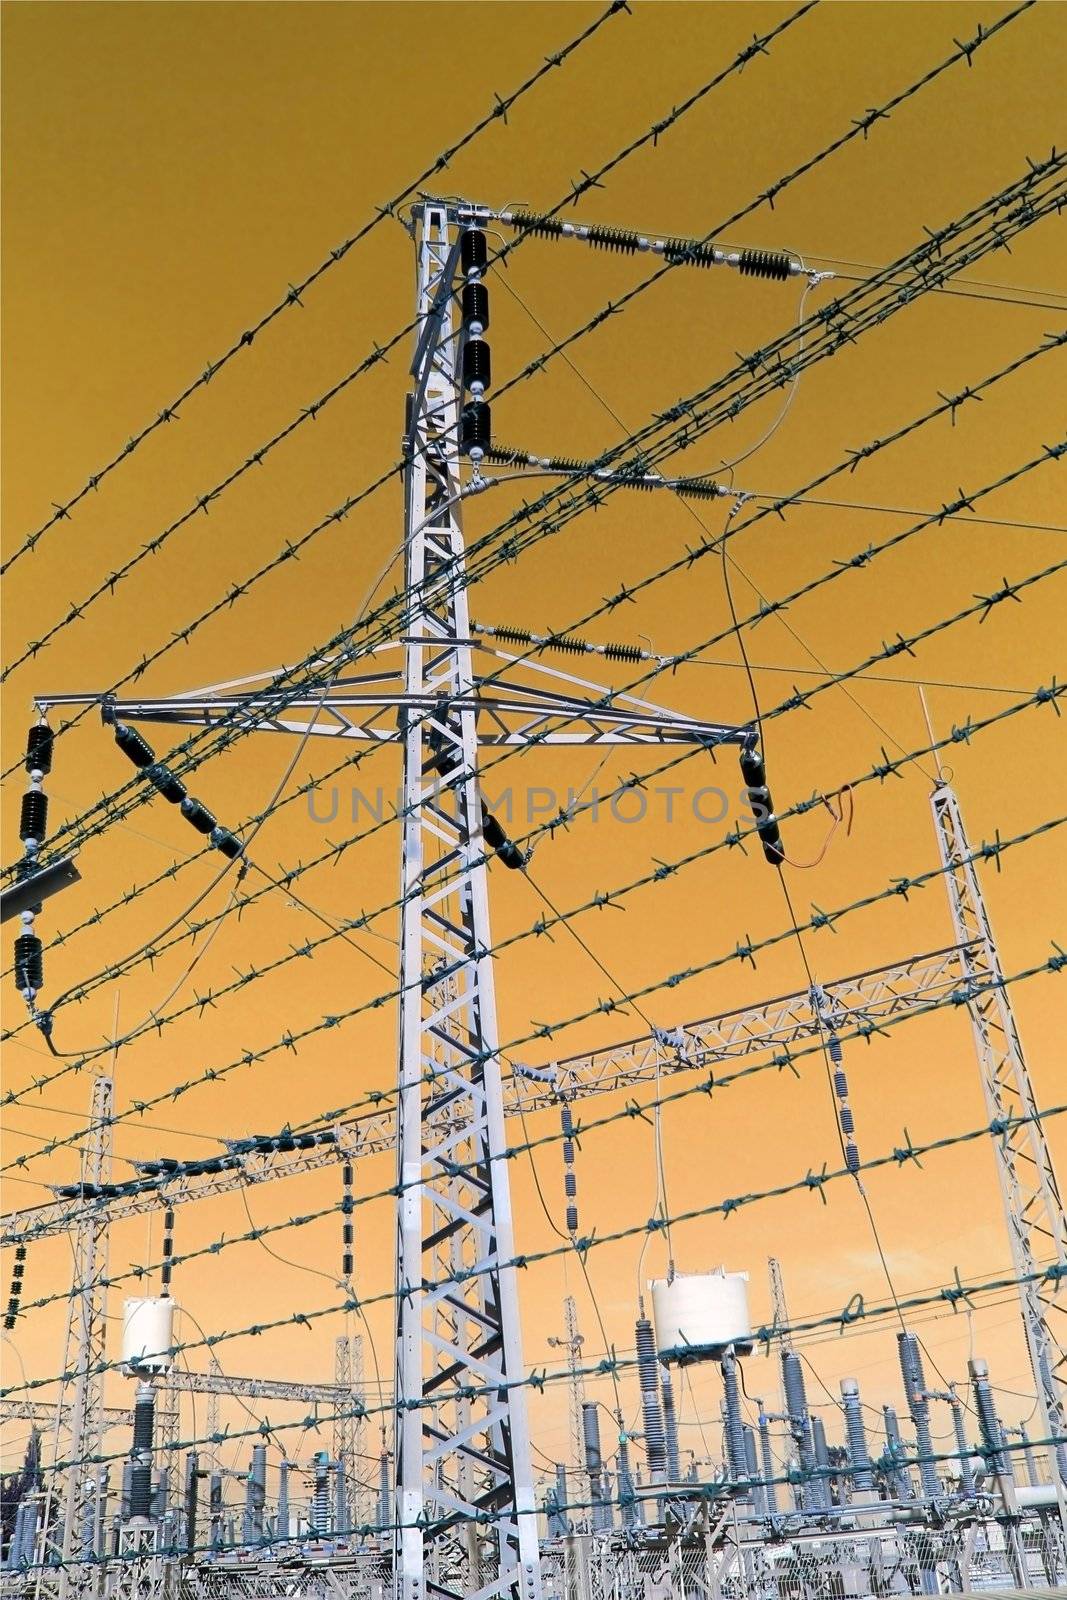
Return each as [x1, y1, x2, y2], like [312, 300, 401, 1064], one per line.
[393, 200, 541, 1600]
[932, 778, 1067, 1495]
[56, 1073, 113, 1600]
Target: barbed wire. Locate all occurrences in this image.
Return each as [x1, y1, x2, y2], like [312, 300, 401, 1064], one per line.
[6, 326, 1055, 985]
[15, 159, 1059, 881]
[0, 0, 818, 756]
[4, 36, 1043, 806]
[9, 1421, 1065, 1574]
[6, 926, 1063, 1322]
[4, 442, 1061, 1132]
[3, 793, 1060, 1203]
[3, 1075, 1063, 1431]
[0, 0, 630, 579]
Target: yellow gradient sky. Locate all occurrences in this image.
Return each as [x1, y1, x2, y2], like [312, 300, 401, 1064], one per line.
[2, 1, 1065, 1499]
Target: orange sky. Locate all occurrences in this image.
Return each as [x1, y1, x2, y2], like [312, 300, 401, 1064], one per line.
[2, 0, 1065, 1507]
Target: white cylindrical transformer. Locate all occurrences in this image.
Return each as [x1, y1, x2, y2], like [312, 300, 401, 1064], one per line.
[651, 1269, 751, 1363]
[122, 1296, 176, 1373]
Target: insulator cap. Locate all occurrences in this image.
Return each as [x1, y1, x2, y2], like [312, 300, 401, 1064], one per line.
[460, 228, 487, 277]
[482, 813, 507, 850]
[210, 827, 243, 859]
[14, 933, 44, 991]
[462, 338, 491, 394]
[115, 723, 156, 768]
[180, 797, 217, 834]
[20, 790, 48, 843]
[147, 763, 187, 804]
[26, 724, 54, 776]
[738, 248, 793, 282]
[462, 281, 489, 334]
[497, 840, 525, 870]
[460, 400, 491, 457]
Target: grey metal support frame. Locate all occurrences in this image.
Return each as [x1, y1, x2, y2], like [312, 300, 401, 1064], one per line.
[392, 199, 541, 1600]
[57, 1074, 113, 1600]
[931, 779, 1067, 1500]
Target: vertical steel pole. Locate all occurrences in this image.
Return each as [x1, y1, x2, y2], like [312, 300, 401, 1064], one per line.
[394, 199, 541, 1600]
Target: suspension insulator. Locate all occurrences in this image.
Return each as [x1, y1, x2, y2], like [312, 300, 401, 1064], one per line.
[342, 1223, 353, 1244]
[738, 248, 793, 282]
[462, 281, 489, 335]
[834, 1070, 848, 1099]
[676, 477, 726, 501]
[114, 723, 156, 768]
[566, 1204, 579, 1233]
[462, 338, 491, 395]
[342, 1253, 353, 1277]
[739, 748, 767, 791]
[460, 228, 487, 278]
[562, 1140, 574, 1164]
[460, 400, 491, 457]
[210, 827, 243, 859]
[342, 1163, 353, 1186]
[507, 211, 566, 241]
[180, 797, 217, 834]
[828, 1034, 843, 1064]
[19, 791, 48, 843]
[840, 1106, 855, 1135]
[482, 813, 507, 851]
[663, 237, 716, 269]
[146, 764, 187, 804]
[497, 840, 525, 870]
[587, 224, 641, 255]
[845, 1142, 860, 1174]
[14, 934, 43, 992]
[25, 724, 54, 776]
[561, 1106, 574, 1135]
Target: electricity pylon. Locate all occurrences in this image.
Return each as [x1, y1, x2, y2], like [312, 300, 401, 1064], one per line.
[33, 197, 754, 1597]
[57, 1074, 113, 1600]
[932, 776, 1067, 1498]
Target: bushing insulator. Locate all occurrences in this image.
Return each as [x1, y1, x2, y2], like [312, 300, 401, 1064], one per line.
[115, 724, 156, 769]
[25, 724, 54, 776]
[19, 790, 48, 843]
[463, 338, 491, 394]
[14, 934, 44, 991]
[462, 281, 489, 334]
[460, 400, 491, 457]
[460, 229, 487, 278]
[147, 763, 187, 804]
[180, 797, 217, 834]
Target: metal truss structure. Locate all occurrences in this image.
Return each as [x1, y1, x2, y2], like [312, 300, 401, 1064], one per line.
[932, 780, 1067, 1498]
[53, 1074, 113, 1600]
[2, 942, 976, 1248]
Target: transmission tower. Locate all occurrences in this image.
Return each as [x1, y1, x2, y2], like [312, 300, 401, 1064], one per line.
[932, 776, 1067, 1494]
[547, 1295, 587, 1486]
[33, 196, 754, 1597]
[56, 1073, 113, 1600]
